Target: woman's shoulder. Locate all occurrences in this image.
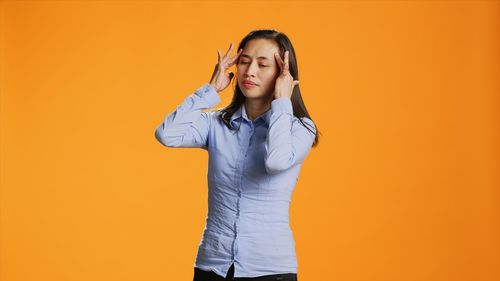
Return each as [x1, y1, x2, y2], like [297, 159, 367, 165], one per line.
[206, 109, 223, 120]
[203, 109, 226, 127]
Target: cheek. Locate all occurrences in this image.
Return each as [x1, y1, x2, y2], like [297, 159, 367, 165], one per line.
[262, 71, 278, 84]
[266, 68, 279, 80]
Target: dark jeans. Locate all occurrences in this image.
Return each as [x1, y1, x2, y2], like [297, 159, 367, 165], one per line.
[193, 263, 298, 281]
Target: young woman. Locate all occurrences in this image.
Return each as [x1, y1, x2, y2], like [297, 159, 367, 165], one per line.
[155, 29, 320, 281]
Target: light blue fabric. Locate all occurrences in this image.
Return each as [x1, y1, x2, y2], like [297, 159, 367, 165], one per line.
[155, 83, 316, 278]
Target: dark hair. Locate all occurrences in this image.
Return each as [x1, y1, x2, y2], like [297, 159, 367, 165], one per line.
[216, 29, 321, 147]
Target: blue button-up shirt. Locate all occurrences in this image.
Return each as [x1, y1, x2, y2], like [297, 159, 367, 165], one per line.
[154, 83, 316, 278]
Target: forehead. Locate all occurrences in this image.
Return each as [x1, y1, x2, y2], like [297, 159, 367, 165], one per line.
[241, 39, 279, 60]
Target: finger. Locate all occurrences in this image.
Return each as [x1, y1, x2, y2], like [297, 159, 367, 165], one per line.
[223, 43, 234, 60]
[276, 51, 285, 66]
[217, 49, 222, 64]
[274, 52, 284, 72]
[283, 51, 289, 73]
[228, 48, 243, 66]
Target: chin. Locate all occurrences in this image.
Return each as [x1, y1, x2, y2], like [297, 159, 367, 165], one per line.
[241, 89, 264, 99]
[244, 92, 274, 101]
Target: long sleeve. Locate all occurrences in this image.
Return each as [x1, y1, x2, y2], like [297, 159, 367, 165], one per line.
[264, 97, 316, 175]
[154, 83, 220, 149]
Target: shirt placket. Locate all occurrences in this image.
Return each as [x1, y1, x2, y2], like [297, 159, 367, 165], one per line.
[232, 121, 255, 263]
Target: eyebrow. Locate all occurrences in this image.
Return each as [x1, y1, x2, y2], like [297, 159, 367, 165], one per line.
[240, 54, 271, 61]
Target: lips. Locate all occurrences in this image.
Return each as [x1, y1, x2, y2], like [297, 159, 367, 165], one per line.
[243, 80, 257, 86]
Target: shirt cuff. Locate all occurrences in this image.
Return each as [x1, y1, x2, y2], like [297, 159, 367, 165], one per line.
[195, 83, 221, 108]
[271, 96, 293, 115]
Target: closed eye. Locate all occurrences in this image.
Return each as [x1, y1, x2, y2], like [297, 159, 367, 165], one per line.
[239, 62, 269, 67]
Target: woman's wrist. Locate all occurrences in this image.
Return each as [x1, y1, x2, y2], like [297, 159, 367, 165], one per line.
[208, 82, 220, 93]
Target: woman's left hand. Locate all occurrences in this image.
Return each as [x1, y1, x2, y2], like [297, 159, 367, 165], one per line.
[273, 50, 299, 99]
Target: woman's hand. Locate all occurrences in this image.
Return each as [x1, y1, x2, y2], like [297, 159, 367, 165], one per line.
[209, 43, 243, 93]
[273, 50, 299, 99]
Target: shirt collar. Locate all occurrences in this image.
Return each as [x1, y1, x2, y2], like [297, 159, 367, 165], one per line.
[230, 103, 272, 127]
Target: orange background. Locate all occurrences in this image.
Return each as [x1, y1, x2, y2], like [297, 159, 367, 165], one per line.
[1, 1, 499, 281]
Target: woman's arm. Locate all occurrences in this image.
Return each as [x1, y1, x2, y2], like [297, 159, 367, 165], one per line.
[154, 83, 220, 150]
[264, 97, 316, 175]
[155, 43, 241, 150]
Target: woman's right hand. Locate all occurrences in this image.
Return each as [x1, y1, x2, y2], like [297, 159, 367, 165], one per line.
[209, 42, 243, 93]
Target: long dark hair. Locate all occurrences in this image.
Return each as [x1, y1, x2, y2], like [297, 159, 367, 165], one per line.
[217, 29, 320, 147]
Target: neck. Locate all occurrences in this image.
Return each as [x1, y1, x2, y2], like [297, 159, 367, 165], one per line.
[244, 97, 272, 121]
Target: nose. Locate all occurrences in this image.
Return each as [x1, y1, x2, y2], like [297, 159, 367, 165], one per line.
[243, 61, 258, 78]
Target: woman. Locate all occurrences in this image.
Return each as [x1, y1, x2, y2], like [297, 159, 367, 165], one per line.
[155, 29, 320, 281]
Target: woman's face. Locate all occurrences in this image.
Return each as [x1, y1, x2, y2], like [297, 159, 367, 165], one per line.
[236, 38, 280, 100]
